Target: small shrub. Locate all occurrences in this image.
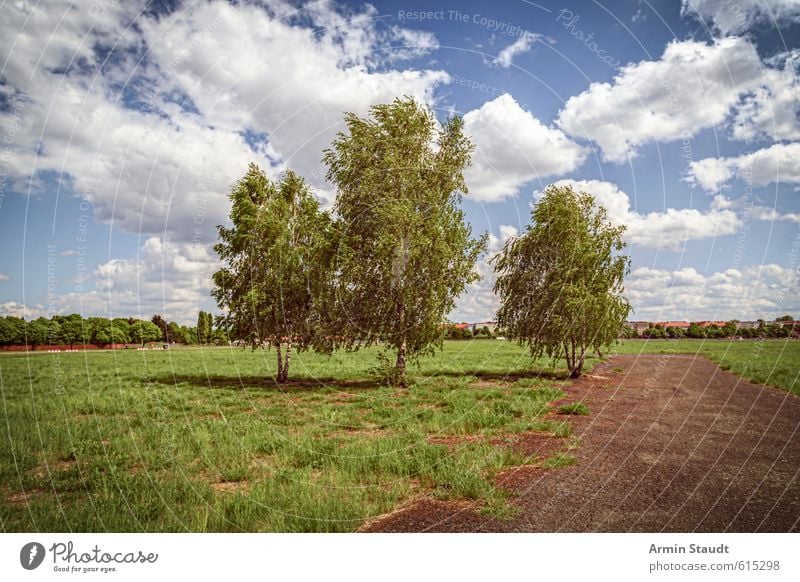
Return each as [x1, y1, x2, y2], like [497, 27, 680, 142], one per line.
[541, 453, 577, 468]
[369, 350, 406, 386]
[557, 402, 589, 416]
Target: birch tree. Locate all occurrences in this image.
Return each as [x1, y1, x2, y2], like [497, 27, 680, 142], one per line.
[212, 164, 331, 383]
[323, 97, 486, 386]
[492, 184, 631, 378]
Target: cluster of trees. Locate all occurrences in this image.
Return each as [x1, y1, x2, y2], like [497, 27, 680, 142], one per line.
[213, 98, 487, 385]
[213, 98, 631, 384]
[0, 312, 229, 347]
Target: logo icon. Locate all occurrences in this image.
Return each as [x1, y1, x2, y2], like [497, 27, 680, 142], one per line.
[20, 542, 45, 570]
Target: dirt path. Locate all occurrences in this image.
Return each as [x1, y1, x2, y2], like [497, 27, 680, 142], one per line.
[362, 355, 800, 532]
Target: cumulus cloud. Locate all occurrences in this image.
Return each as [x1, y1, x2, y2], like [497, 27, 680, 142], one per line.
[627, 264, 800, 320]
[0, 273, 10, 282]
[0, 0, 448, 242]
[0, 237, 218, 324]
[555, 37, 785, 163]
[681, 0, 800, 35]
[493, 32, 539, 68]
[731, 50, 800, 142]
[463, 94, 587, 202]
[0, 301, 46, 319]
[51, 237, 220, 324]
[711, 194, 800, 223]
[687, 142, 800, 191]
[546, 179, 741, 251]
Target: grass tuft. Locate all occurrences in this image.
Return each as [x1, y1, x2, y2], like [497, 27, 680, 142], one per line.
[557, 402, 590, 416]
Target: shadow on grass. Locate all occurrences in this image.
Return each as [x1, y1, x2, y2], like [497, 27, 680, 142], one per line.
[431, 369, 570, 382]
[151, 374, 381, 392]
[152, 367, 569, 392]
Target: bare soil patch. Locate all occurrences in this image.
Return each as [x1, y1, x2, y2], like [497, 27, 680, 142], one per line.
[363, 355, 800, 532]
[210, 480, 249, 494]
[3, 487, 48, 506]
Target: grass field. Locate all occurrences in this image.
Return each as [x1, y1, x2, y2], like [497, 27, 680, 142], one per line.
[1, 339, 797, 532]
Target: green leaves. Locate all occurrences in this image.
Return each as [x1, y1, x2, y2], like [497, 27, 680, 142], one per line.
[493, 184, 631, 378]
[323, 97, 487, 382]
[212, 164, 331, 381]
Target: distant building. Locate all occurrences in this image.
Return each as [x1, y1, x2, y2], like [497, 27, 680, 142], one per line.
[627, 321, 650, 334]
[657, 321, 690, 329]
[469, 321, 497, 334]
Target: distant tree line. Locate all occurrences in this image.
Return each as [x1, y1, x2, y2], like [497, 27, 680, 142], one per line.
[0, 312, 229, 347]
[620, 317, 794, 340]
[443, 325, 501, 340]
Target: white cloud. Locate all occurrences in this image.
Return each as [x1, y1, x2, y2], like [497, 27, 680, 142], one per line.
[493, 32, 539, 68]
[682, 0, 800, 35]
[138, 1, 448, 190]
[731, 51, 800, 142]
[53, 237, 220, 324]
[463, 94, 587, 202]
[0, 301, 46, 319]
[0, 273, 10, 282]
[711, 194, 800, 223]
[547, 179, 741, 251]
[685, 158, 735, 192]
[556, 37, 768, 163]
[687, 142, 800, 191]
[627, 264, 800, 320]
[0, 238, 218, 324]
[388, 27, 440, 60]
[0, 0, 448, 242]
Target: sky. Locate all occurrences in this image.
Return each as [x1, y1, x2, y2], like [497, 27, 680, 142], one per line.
[0, 0, 799, 325]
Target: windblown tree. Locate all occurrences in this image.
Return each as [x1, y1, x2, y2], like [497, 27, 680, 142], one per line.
[492, 184, 631, 378]
[212, 164, 331, 383]
[323, 97, 486, 386]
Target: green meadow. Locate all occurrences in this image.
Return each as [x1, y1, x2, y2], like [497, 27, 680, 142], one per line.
[1, 339, 797, 532]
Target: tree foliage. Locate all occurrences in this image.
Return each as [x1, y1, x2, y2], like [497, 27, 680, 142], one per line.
[323, 97, 486, 385]
[212, 164, 331, 382]
[492, 183, 631, 378]
[130, 320, 162, 345]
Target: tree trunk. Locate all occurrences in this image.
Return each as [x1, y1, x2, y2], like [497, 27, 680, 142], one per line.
[395, 339, 407, 387]
[284, 337, 292, 383]
[570, 348, 586, 379]
[564, 342, 573, 375]
[276, 341, 285, 383]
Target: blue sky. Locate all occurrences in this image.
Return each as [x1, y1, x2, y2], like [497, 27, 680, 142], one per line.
[0, 0, 799, 324]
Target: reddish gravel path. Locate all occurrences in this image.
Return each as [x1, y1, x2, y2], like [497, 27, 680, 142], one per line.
[362, 355, 800, 532]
